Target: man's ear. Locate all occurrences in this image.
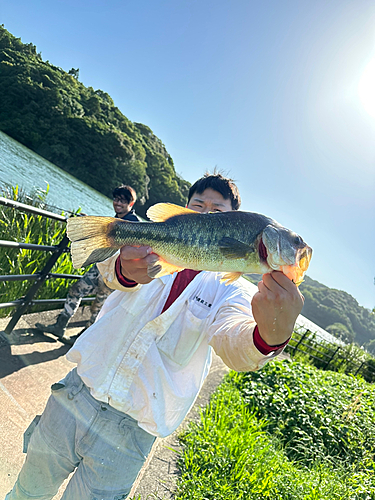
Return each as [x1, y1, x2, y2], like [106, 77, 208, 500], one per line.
[129, 201, 135, 208]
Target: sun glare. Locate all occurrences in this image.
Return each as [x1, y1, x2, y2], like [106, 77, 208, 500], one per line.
[358, 58, 375, 118]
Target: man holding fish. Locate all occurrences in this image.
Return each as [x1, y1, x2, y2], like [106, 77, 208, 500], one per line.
[6, 173, 310, 500]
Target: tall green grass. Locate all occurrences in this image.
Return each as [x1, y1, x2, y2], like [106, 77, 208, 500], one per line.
[0, 184, 85, 317]
[176, 360, 375, 499]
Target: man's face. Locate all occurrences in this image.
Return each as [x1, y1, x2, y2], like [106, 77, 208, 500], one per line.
[187, 188, 232, 213]
[113, 196, 133, 218]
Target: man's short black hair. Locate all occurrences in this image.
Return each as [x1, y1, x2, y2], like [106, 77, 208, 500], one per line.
[112, 185, 137, 204]
[187, 172, 241, 211]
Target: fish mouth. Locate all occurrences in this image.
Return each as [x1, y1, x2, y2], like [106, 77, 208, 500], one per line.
[282, 245, 313, 285]
[297, 246, 313, 272]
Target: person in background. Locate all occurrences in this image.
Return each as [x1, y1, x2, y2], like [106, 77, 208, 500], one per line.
[35, 184, 139, 341]
[7, 173, 304, 500]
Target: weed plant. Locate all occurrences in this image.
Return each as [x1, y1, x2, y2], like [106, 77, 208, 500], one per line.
[0, 184, 85, 317]
[176, 360, 375, 499]
[230, 361, 375, 466]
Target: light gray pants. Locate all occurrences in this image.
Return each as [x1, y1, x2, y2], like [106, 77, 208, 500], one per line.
[5, 369, 156, 500]
[64, 265, 112, 326]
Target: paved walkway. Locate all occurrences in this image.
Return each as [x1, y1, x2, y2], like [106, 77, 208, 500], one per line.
[0, 309, 230, 500]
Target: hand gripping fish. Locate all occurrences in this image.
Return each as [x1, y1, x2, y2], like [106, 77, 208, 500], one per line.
[66, 203, 312, 285]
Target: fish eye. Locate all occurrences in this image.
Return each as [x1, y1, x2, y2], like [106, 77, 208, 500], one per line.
[294, 235, 303, 246]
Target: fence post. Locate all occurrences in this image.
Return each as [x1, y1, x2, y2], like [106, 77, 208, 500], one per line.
[291, 329, 311, 357]
[354, 360, 366, 376]
[4, 234, 70, 335]
[324, 346, 341, 370]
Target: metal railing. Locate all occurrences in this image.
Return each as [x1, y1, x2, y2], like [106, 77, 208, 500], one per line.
[286, 328, 375, 383]
[0, 196, 90, 335]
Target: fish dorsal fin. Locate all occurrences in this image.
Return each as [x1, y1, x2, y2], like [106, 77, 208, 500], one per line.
[218, 237, 253, 259]
[147, 203, 197, 222]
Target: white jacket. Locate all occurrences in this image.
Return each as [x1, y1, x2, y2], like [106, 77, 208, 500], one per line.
[67, 255, 283, 437]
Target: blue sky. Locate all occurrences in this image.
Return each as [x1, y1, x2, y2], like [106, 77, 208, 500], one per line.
[1, 0, 374, 309]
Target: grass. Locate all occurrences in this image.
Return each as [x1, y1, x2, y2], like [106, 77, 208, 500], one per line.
[0, 183, 85, 317]
[175, 360, 375, 500]
[230, 361, 375, 466]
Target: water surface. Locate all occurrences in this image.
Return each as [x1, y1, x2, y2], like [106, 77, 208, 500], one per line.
[0, 131, 114, 216]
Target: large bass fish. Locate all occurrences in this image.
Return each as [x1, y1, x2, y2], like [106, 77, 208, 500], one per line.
[67, 203, 312, 285]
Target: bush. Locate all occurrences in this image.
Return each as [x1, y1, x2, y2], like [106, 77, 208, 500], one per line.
[230, 361, 375, 466]
[176, 361, 375, 499]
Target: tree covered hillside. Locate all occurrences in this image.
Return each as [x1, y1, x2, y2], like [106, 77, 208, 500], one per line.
[0, 26, 190, 217]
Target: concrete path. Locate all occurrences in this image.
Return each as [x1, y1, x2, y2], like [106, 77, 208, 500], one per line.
[0, 309, 230, 500]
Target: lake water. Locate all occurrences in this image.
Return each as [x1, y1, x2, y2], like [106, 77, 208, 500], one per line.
[0, 131, 114, 216]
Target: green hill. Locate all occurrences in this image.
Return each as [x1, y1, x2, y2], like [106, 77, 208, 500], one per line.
[247, 274, 375, 347]
[0, 25, 190, 217]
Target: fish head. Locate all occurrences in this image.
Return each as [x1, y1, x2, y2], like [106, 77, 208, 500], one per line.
[261, 224, 312, 286]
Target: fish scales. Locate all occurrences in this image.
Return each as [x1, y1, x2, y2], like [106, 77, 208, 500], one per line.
[109, 211, 271, 271]
[66, 203, 312, 285]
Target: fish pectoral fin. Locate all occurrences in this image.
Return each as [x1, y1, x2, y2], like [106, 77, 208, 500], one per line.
[147, 263, 163, 279]
[146, 203, 197, 222]
[220, 272, 243, 284]
[147, 258, 185, 279]
[218, 237, 252, 259]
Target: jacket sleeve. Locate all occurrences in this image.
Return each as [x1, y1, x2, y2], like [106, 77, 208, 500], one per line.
[207, 289, 286, 372]
[96, 252, 141, 293]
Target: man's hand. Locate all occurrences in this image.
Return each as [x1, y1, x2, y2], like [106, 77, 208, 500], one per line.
[251, 271, 304, 346]
[119, 246, 159, 284]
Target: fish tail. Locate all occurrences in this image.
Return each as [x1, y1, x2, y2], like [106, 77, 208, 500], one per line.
[67, 216, 119, 268]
